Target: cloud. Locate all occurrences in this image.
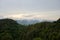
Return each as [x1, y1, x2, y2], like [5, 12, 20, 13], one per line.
[0, 10, 60, 21]
[0, 0, 60, 21]
[0, 16, 4, 19]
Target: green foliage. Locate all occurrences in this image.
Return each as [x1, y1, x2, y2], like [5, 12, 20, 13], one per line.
[0, 18, 60, 40]
[33, 38, 42, 40]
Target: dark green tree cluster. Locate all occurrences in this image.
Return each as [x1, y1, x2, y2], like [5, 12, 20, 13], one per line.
[0, 18, 60, 40]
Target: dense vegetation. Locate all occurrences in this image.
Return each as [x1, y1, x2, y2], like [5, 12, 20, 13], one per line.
[0, 18, 60, 40]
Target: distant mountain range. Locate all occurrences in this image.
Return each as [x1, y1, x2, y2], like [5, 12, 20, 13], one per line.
[16, 19, 54, 25]
[16, 19, 42, 25]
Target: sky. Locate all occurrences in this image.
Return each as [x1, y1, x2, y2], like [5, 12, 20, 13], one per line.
[0, 0, 60, 21]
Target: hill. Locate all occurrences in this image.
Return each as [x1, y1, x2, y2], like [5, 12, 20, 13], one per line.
[16, 19, 41, 25]
[0, 18, 60, 40]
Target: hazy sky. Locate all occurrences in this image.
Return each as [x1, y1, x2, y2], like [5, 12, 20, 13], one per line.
[0, 0, 60, 20]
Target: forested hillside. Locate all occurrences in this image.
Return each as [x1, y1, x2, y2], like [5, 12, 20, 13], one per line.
[0, 18, 60, 40]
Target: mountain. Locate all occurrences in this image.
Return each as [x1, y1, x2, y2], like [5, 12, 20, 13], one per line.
[16, 19, 41, 25]
[16, 19, 54, 25]
[0, 18, 21, 40]
[0, 18, 60, 40]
